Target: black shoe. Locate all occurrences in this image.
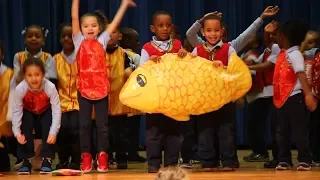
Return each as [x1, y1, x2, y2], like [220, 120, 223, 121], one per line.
[128, 153, 146, 163]
[18, 159, 32, 175]
[55, 161, 69, 170]
[243, 152, 269, 162]
[109, 155, 116, 165]
[147, 165, 160, 173]
[117, 162, 128, 169]
[40, 158, 52, 174]
[179, 162, 193, 169]
[264, 159, 278, 169]
[68, 162, 80, 170]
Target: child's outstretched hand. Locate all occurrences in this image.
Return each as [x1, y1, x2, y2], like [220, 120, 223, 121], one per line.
[265, 20, 278, 33]
[177, 49, 188, 58]
[16, 134, 26, 144]
[260, 6, 279, 19]
[212, 61, 224, 68]
[122, 0, 136, 7]
[47, 134, 57, 144]
[305, 94, 318, 112]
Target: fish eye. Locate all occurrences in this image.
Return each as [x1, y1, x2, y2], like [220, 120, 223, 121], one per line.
[136, 74, 147, 87]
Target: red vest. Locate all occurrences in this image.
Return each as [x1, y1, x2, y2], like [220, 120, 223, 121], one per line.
[23, 90, 50, 114]
[196, 43, 230, 66]
[77, 39, 110, 100]
[273, 50, 297, 108]
[312, 53, 320, 98]
[142, 39, 181, 56]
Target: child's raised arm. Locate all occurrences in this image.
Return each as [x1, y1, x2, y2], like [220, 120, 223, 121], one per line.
[71, 0, 81, 35]
[106, 0, 136, 35]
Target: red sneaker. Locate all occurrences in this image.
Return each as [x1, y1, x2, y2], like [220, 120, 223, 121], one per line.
[97, 152, 108, 172]
[81, 153, 93, 173]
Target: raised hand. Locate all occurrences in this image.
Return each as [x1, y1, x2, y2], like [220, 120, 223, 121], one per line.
[260, 6, 279, 19]
[264, 20, 278, 33]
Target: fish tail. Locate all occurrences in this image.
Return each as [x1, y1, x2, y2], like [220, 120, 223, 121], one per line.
[227, 53, 252, 102]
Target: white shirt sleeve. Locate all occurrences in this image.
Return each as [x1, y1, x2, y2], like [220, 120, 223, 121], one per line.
[140, 49, 150, 65]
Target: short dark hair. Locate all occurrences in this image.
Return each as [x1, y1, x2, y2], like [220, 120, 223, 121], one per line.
[59, 23, 72, 37]
[23, 24, 48, 39]
[152, 11, 172, 25]
[22, 57, 45, 75]
[0, 40, 4, 55]
[279, 19, 308, 47]
[201, 14, 223, 28]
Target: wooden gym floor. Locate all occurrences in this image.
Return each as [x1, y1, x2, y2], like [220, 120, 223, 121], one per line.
[2, 150, 320, 180]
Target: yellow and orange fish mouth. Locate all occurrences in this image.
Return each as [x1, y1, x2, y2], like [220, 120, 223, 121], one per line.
[120, 93, 142, 103]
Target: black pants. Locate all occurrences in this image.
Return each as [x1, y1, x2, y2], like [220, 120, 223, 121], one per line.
[248, 97, 278, 159]
[0, 137, 10, 171]
[276, 93, 311, 163]
[17, 108, 55, 159]
[57, 111, 80, 164]
[197, 103, 236, 168]
[309, 103, 320, 162]
[78, 93, 109, 153]
[146, 114, 183, 167]
[127, 115, 141, 155]
[109, 115, 129, 163]
[181, 116, 198, 162]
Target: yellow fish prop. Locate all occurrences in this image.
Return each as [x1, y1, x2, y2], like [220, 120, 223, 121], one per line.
[119, 53, 252, 121]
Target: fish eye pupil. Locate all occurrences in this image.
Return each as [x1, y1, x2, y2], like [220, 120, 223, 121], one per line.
[136, 74, 146, 87]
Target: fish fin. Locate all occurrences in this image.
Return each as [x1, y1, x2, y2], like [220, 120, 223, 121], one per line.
[227, 53, 252, 102]
[163, 114, 190, 121]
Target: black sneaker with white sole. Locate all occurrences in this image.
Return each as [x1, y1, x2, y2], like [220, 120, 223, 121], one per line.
[18, 159, 32, 175]
[40, 158, 52, 174]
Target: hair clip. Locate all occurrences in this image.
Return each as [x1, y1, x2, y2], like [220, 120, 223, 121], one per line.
[21, 27, 27, 35]
[42, 27, 49, 37]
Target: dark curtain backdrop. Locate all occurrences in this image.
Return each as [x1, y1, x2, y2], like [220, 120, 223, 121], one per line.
[1, 0, 319, 146]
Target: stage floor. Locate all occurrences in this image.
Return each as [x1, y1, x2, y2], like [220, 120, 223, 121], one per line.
[2, 150, 320, 180]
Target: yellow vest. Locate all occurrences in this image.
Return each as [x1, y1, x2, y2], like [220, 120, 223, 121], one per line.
[0, 68, 14, 136]
[125, 50, 142, 117]
[18, 51, 50, 67]
[106, 47, 133, 115]
[54, 53, 79, 112]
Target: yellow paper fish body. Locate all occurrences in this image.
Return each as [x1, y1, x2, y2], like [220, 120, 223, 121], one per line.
[119, 53, 252, 121]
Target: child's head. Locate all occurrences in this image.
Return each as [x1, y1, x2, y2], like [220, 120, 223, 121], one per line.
[221, 22, 229, 42]
[0, 41, 4, 63]
[119, 27, 140, 52]
[183, 39, 193, 52]
[23, 25, 47, 52]
[59, 23, 74, 52]
[22, 57, 45, 90]
[171, 25, 181, 40]
[154, 167, 189, 180]
[304, 30, 320, 50]
[80, 10, 108, 39]
[107, 26, 122, 47]
[150, 11, 173, 41]
[277, 19, 308, 49]
[242, 34, 262, 52]
[201, 14, 223, 46]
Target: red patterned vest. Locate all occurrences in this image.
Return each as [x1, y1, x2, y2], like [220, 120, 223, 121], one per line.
[273, 50, 297, 108]
[196, 43, 230, 66]
[76, 39, 110, 100]
[23, 90, 50, 114]
[312, 53, 320, 98]
[142, 39, 182, 56]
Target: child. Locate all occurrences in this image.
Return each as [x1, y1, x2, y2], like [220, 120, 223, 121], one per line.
[119, 27, 146, 162]
[191, 14, 237, 171]
[273, 19, 317, 171]
[0, 41, 15, 172]
[12, 57, 61, 174]
[53, 23, 80, 170]
[106, 27, 135, 169]
[13, 25, 57, 84]
[13, 25, 57, 170]
[71, 0, 135, 173]
[186, 6, 279, 52]
[245, 22, 280, 168]
[300, 30, 320, 166]
[140, 11, 188, 173]
[171, 25, 181, 40]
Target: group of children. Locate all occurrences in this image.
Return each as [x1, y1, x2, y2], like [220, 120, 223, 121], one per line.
[0, 0, 320, 176]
